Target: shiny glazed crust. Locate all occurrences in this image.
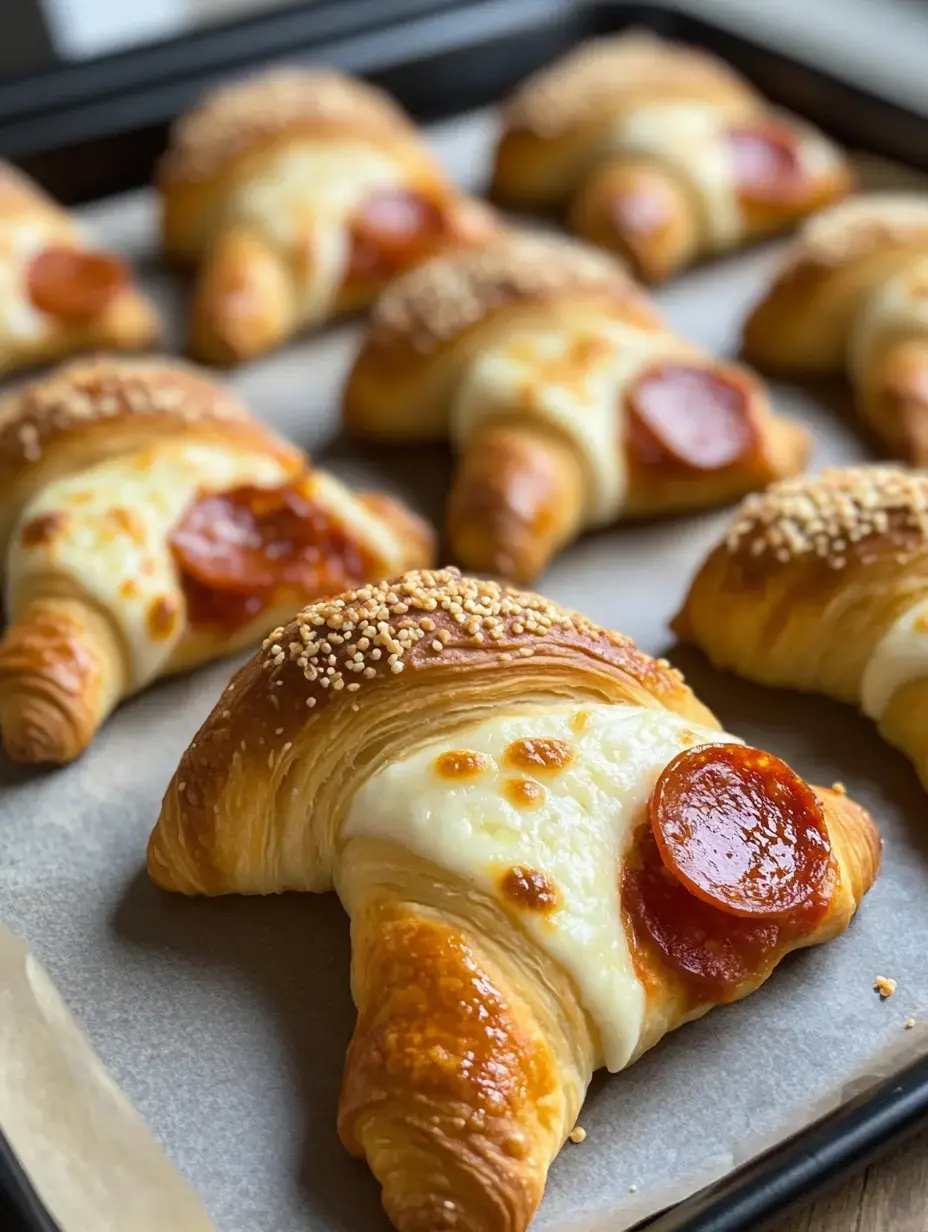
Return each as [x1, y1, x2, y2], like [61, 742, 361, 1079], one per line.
[674, 465, 928, 785]
[148, 566, 880, 1232]
[742, 194, 928, 373]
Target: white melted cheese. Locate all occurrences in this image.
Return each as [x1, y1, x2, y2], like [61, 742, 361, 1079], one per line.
[306, 469, 408, 574]
[7, 444, 289, 687]
[0, 216, 81, 360]
[452, 317, 688, 526]
[608, 103, 742, 250]
[341, 703, 738, 1072]
[861, 594, 928, 720]
[848, 260, 928, 394]
[227, 142, 404, 325]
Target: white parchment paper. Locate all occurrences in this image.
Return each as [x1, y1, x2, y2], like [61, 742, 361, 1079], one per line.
[0, 109, 927, 1232]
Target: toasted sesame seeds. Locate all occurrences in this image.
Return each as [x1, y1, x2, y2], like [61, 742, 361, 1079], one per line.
[793, 194, 928, 270]
[370, 233, 642, 353]
[725, 467, 928, 569]
[160, 68, 415, 185]
[503, 32, 753, 138]
[259, 566, 681, 707]
[0, 357, 263, 471]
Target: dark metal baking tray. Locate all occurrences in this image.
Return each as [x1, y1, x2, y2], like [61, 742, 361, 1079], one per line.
[1, 2, 927, 1230]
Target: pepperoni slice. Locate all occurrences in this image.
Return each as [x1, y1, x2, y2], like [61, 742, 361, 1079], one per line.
[169, 481, 375, 630]
[650, 745, 832, 921]
[27, 247, 128, 319]
[626, 363, 755, 471]
[347, 190, 446, 283]
[728, 123, 802, 202]
[623, 830, 787, 1001]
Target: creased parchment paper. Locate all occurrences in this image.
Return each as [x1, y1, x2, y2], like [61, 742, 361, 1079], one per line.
[0, 922, 214, 1231]
[0, 107, 927, 1232]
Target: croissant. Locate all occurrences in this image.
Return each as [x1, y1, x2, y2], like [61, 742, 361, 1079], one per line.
[0, 162, 159, 375]
[674, 464, 928, 789]
[159, 68, 496, 364]
[743, 194, 928, 463]
[344, 232, 809, 581]
[148, 567, 880, 1232]
[491, 32, 851, 282]
[0, 356, 433, 764]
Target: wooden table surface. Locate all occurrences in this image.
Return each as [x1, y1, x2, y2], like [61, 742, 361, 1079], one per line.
[772, 1129, 928, 1231]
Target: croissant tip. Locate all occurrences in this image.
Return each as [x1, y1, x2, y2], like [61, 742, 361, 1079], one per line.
[0, 696, 87, 765]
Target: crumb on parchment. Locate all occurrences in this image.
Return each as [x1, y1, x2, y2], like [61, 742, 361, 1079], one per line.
[874, 976, 897, 999]
[568, 1126, 587, 1144]
[906, 1018, 916, 1029]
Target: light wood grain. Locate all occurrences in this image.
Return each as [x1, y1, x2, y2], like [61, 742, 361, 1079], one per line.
[774, 1129, 928, 1232]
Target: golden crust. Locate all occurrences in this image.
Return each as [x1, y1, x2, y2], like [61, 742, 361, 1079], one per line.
[159, 69, 415, 188]
[502, 31, 757, 138]
[0, 355, 301, 480]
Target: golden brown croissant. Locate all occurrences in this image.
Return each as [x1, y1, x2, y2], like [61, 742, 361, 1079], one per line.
[743, 195, 928, 463]
[159, 69, 496, 364]
[148, 566, 880, 1232]
[0, 356, 434, 764]
[0, 162, 159, 375]
[674, 464, 928, 789]
[344, 232, 809, 581]
[491, 32, 851, 282]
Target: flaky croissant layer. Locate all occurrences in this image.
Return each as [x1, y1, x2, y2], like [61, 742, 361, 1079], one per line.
[148, 569, 880, 1232]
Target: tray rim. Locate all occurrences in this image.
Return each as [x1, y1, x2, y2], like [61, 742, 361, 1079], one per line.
[1, 2, 927, 1230]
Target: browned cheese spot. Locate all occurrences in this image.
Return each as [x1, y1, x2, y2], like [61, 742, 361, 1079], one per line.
[569, 709, 592, 734]
[500, 865, 559, 914]
[19, 510, 69, 548]
[434, 749, 494, 780]
[147, 594, 179, 641]
[119, 578, 140, 601]
[109, 506, 147, 545]
[503, 777, 545, 808]
[504, 736, 573, 773]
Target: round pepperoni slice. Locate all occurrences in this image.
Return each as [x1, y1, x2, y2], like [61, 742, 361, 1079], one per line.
[650, 744, 832, 920]
[623, 830, 786, 1000]
[626, 363, 755, 471]
[347, 190, 445, 282]
[728, 124, 802, 202]
[170, 482, 374, 629]
[27, 247, 128, 319]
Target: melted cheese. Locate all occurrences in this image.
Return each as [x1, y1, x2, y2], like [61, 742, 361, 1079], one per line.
[608, 103, 742, 250]
[861, 594, 928, 720]
[848, 261, 928, 394]
[227, 142, 404, 325]
[341, 703, 738, 1072]
[306, 469, 406, 572]
[452, 318, 690, 526]
[0, 216, 80, 360]
[7, 444, 289, 687]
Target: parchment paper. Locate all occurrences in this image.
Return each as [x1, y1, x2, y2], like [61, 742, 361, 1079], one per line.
[1, 108, 927, 1232]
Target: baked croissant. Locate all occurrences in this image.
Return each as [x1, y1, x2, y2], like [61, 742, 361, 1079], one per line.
[344, 232, 809, 581]
[0, 162, 159, 376]
[0, 357, 433, 764]
[674, 464, 928, 789]
[491, 32, 851, 282]
[148, 566, 880, 1232]
[159, 68, 496, 364]
[743, 194, 928, 463]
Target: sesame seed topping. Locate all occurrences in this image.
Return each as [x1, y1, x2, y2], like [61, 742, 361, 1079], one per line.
[260, 566, 681, 708]
[0, 356, 285, 472]
[370, 232, 645, 354]
[725, 467, 928, 569]
[160, 68, 415, 186]
[789, 194, 928, 270]
[502, 32, 753, 138]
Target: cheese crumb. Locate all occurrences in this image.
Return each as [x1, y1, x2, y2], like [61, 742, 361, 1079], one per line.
[568, 1126, 587, 1144]
[906, 1018, 916, 1029]
[874, 976, 897, 999]
[831, 781, 847, 795]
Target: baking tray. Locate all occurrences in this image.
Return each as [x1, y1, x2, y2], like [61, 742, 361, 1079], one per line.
[1, 3, 928, 1231]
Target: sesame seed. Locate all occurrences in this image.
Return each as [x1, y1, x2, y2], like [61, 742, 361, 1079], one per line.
[725, 467, 928, 569]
